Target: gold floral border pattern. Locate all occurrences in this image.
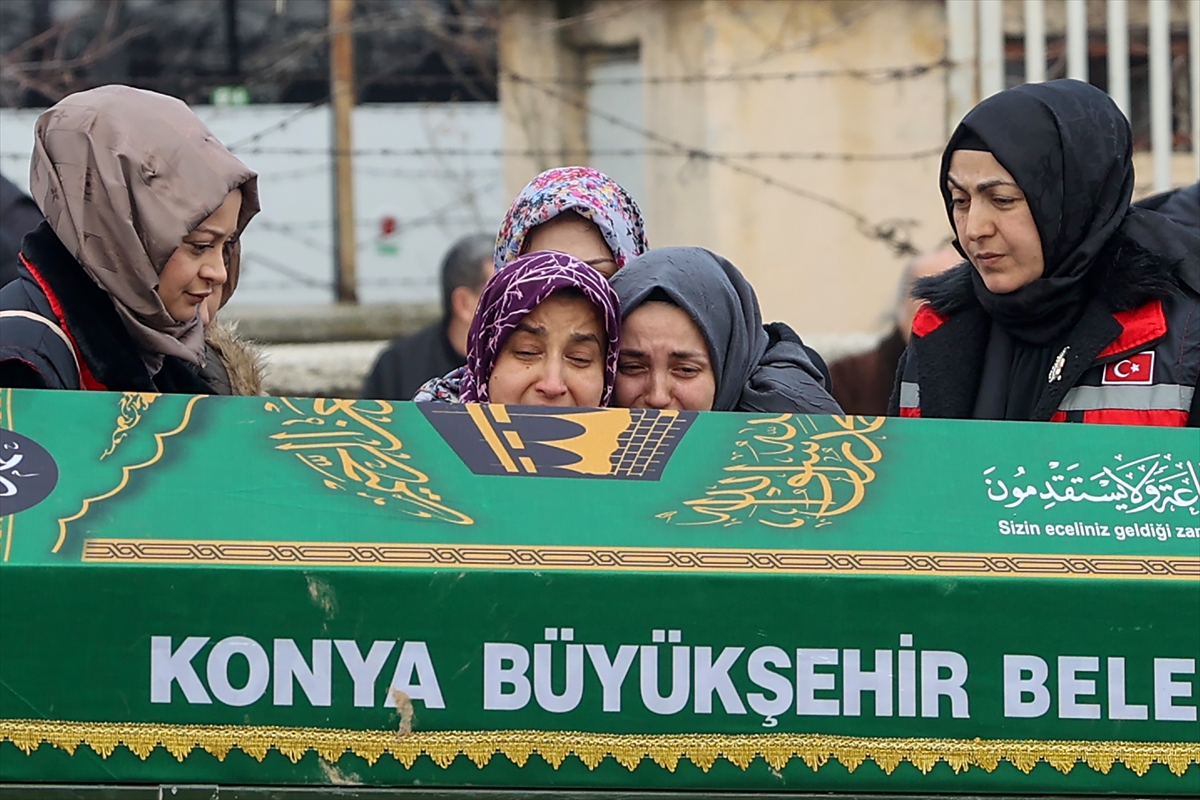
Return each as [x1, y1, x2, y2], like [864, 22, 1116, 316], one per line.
[54, 395, 205, 554]
[0, 719, 1195, 777]
[101, 392, 159, 460]
[80, 538, 1200, 580]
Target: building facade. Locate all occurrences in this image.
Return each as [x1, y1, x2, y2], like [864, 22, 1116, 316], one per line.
[498, 0, 1198, 338]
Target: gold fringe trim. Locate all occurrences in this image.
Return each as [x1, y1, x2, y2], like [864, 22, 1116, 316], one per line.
[1, 719, 1196, 777]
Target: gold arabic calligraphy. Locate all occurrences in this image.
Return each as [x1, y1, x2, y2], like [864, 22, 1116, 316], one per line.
[265, 398, 473, 525]
[661, 415, 885, 529]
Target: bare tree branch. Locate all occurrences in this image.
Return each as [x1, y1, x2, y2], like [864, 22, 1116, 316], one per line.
[1, 0, 499, 107]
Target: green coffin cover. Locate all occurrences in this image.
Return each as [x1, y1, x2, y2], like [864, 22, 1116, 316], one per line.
[0, 388, 1197, 794]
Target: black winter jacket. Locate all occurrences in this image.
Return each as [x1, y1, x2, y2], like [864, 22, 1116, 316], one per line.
[889, 232, 1200, 427]
[0, 222, 218, 394]
[363, 320, 465, 401]
[0, 176, 44, 288]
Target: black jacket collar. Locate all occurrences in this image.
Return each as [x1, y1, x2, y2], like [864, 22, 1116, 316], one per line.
[916, 230, 1185, 318]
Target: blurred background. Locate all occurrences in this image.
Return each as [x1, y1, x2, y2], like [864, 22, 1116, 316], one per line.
[1, 0, 1197, 395]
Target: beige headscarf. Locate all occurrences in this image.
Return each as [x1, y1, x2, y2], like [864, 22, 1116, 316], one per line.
[29, 85, 260, 371]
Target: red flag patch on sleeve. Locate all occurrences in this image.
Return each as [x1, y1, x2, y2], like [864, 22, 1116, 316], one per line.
[1102, 351, 1154, 385]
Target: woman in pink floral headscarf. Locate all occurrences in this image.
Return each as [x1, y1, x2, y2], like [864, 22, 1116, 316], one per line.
[493, 166, 648, 278]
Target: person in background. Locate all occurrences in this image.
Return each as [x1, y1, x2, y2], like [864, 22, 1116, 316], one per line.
[0, 175, 44, 287]
[829, 244, 961, 415]
[610, 247, 842, 414]
[1134, 181, 1199, 231]
[891, 80, 1200, 426]
[0, 85, 259, 393]
[414, 251, 620, 407]
[494, 166, 647, 278]
[361, 233, 493, 400]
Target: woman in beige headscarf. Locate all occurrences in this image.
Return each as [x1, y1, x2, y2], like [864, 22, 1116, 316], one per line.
[0, 85, 260, 393]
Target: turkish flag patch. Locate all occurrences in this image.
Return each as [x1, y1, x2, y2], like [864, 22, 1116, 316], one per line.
[1102, 351, 1154, 385]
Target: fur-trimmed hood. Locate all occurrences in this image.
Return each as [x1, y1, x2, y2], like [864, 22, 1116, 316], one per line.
[204, 320, 267, 396]
[914, 229, 1191, 319]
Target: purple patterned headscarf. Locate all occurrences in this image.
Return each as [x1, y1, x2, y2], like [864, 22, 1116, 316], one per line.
[459, 250, 622, 405]
[494, 166, 648, 273]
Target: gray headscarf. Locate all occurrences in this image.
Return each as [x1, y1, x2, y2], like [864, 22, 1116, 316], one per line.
[30, 85, 259, 372]
[611, 247, 842, 414]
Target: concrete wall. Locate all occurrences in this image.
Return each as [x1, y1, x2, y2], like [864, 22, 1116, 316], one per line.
[498, 0, 1200, 339]
[499, 0, 951, 338]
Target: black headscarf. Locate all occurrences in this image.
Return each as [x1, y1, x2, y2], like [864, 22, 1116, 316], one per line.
[940, 80, 1194, 419]
[942, 79, 1138, 345]
[610, 247, 842, 414]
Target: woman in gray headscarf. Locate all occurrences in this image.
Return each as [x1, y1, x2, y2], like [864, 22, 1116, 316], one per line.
[0, 85, 259, 393]
[610, 247, 842, 414]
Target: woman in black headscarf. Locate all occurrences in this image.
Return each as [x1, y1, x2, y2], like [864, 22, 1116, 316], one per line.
[610, 247, 842, 414]
[891, 79, 1200, 426]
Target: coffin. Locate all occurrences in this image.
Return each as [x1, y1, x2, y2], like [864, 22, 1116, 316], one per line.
[0, 388, 1196, 795]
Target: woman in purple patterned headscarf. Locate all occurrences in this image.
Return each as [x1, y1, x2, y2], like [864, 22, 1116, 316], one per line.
[493, 166, 647, 278]
[414, 251, 621, 406]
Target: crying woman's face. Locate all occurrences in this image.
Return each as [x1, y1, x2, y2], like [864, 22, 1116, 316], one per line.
[614, 301, 716, 412]
[487, 289, 607, 407]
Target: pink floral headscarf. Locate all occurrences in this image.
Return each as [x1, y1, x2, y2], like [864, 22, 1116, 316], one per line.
[494, 166, 648, 273]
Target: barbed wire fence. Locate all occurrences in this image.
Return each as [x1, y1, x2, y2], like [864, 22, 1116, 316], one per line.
[0, 0, 957, 295]
[501, 68, 940, 258]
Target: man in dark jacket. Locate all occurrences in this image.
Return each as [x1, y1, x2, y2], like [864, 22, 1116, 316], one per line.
[0, 175, 45, 287]
[361, 233, 494, 400]
[829, 245, 961, 415]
